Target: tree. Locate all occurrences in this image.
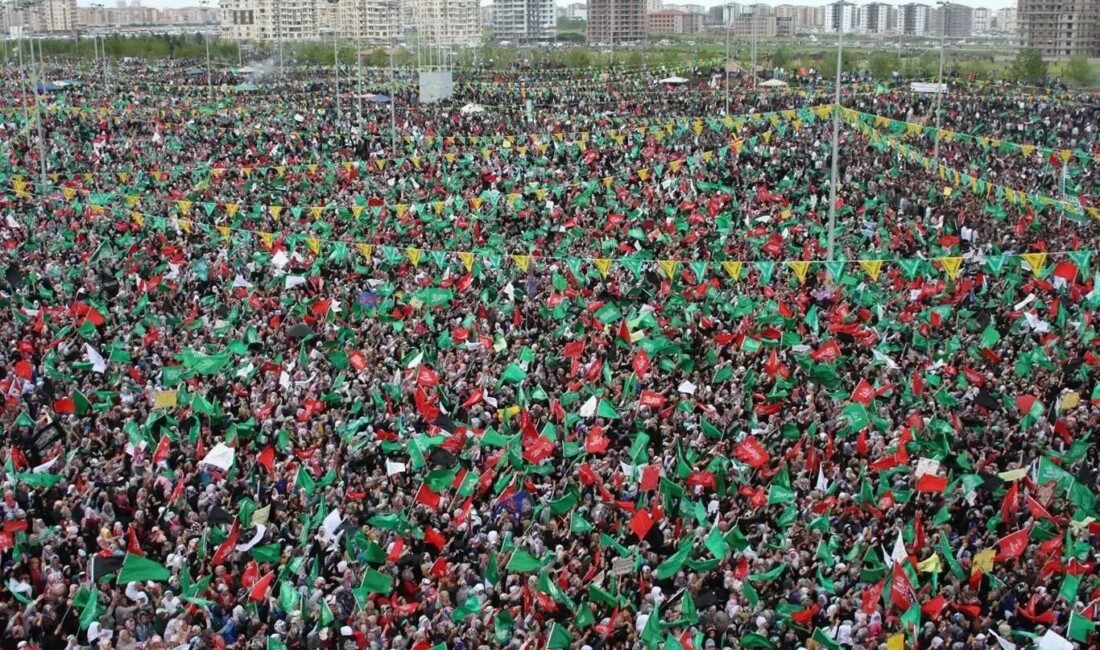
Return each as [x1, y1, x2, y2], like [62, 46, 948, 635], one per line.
[771, 46, 792, 70]
[1011, 48, 1047, 83]
[867, 52, 900, 80]
[1063, 54, 1093, 86]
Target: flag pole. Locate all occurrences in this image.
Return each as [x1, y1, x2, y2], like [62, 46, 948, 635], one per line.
[827, 5, 846, 269]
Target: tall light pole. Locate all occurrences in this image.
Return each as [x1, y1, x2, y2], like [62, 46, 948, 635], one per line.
[327, 0, 341, 119]
[356, 0, 363, 135]
[827, 1, 850, 266]
[276, 0, 283, 79]
[932, 0, 948, 168]
[724, 3, 732, 115]
[750, 4, 758, 90]
[389, 0, 398, 152]
[21, 11, 48, 190]
[201, 0, 212, 99]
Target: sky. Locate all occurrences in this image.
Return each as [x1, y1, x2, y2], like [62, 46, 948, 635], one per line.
[78, 0, 1020, 16]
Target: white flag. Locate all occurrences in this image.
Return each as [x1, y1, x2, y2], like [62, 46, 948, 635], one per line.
[85, 344, 107, 374]
[201, 443, 235, 470]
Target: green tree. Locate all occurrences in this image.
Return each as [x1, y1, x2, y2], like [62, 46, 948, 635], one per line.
[1063, 54, 1093, 86]
[1011, 48, 1047, 83]
[563, 49, 591, 68]
[770, 46, 792, 70]
[867, 52, 900, 80]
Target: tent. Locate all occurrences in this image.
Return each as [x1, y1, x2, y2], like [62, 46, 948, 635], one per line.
[658, 76, 689, 85]
[236, 66, 255, 75]
[759, 78, 788, 87]
[460, 103, 485, 115]
[364, 93, 391, 103]
[234, 82, 258, 92]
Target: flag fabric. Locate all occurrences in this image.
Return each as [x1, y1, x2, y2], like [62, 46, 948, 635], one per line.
[116, 554, 171, 583]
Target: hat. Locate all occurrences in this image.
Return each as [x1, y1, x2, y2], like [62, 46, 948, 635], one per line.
[341, 626, 354, 636]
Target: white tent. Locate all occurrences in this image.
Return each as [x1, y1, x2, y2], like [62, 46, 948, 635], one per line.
[460, 103, 486, 115]
[759, 78, 788, 87]
[658, 76, 689, 85]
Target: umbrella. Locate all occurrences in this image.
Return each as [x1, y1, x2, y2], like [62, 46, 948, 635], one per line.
[364, 94, 391, 103]
[759, 78, 788, 87]
[287, 324, 314, 338]
[658, 76, 688, 85]
[460, 103, 485, 115]
[234, 83, 258, 92]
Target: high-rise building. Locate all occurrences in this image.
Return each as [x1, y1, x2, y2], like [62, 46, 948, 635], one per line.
[493, 0, 555, 43]
[972, 6, 989, 32]
[415, 0, 481, 47]
[859, 2, 896, 33]
[822, 1, 858, 32]
[1018, 0, 1100, 57]
[993, 6, 1016, 34]
[10, 0, 76, 33]
[773, 4, 818, 30]
[646, 0, 662, 10]
[930, 2, 973, 37]
[897, 2, 931, 35]
[586, 0, 646, 44]
[566, 2, 588, 19]
[648, 8, 702, 33]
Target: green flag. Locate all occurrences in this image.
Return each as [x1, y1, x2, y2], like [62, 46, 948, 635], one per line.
[811, 629, 842, 650]
[547, 622, 573, 649]
[506, 549, 542, 573]
[116, 554, 171, 583]
[1068, 611, 1095, 642]
[361, 568, 394, 594]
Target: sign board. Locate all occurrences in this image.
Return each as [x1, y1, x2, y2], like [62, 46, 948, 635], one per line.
[611, 557, 634, 576]
[419, 71, 454, 104]
[154, 390, 178, 409]
[911, 82, 947, 94]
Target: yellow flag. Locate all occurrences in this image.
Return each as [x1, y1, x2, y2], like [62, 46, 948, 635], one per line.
[259, 232, 274, 248]
[61, 186, 76, 201]
[242, 167, 253, 177]
[859, 259, 883, 281]
[669, 159, 683, 173]
[471, 198, 483, 211]
[210, 167, 224, 178]
[603, 176, 614, 188]
[178, 219, 192, 234]
[972, 548, 996, 574]
[939, 256, 963, 279]
[1059, 148, 1071, 164]
[130, 212, 144, 229]
[917, 554, 942, 573]
[433, 202, 445, 215]
[374, 159, 386, 171]
[117, 172, 130, 183]
[657, 260, 678, 279]
[406, 247, 421, 267]
[225, 203, 239, 217]
[275, 165, 286, 177]
[593, 258, 612, 277]
[722, 261, 743, 280]
[511, 254, 531, 272]
[269, 205, 283, 219]
[351, 205, 364, 220]
[1021, 252, 1047, 275]
[637, 168, 649, 182]
[701, 150, 714, 163]
[787, 260, 811, 284]
[444, 153, 456, 164]
[125, 194, 140, 207]
[457, 251, 476, 272]
[410, 155, 421, 169]
[356, 243, 373, 260]
[216, 225, 231, 241]
[396, 204, 408, 218]
[762, 130, 773, 144]
[1019, 144, 1035, 158]
[310, 206, 325, 220]
[886, 634, 905, 650]
[177, 200, 192, 215]
[306, 237, 321, 255]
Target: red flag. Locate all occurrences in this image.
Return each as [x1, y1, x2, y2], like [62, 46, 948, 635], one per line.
[861, 579, 885, 614]
[889, 562, 914, 610]
[922, 595, 947, 619]
[415, 365, 440, 388]
[1026, 495, 1055, 522]
[629, 510, 654, 540]
[639, 466, 660, 491]
[733, 437, 770, 468]
[915, 474, 948, 493]
[424, 528, 446, 552]
[953, 602, 981, 619]
[1000, 481, 1019, 524]
[127, 527, 144, 556]
[52, 397, 76, 414]
[212, 521, 240, 566]
[257, 446, 275, 474]
[639, 390, 665, 408]
[632, 350, 651, 377]
[523, 436, 555, 464]
[387, 537, 405, 563]
[850, 379, 875, 406]
[562, 339, 585, 358]
[249, 571, 275, 601]
[995, 528, 1029, 561]
[585, 428, 609, 454]
[618, 320, 631, 344]
[415, 485, 441, 510]
[461, 388, 483, 408]
[348, 350, 367, 371]
[241, 561, 259, 589]
[791, 603, 819, 627]
[152, 435, 171, 465]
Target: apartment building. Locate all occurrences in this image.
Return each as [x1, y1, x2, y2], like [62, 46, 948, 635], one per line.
[930, 2, 973, 38]
[648, 8, 702, 34]
[415, 0, 481, 47]
[9, 0, 76, 33]
[972, 6, 989, 32]
[896, 2, 931, 35]
[1018, 0, 1100, 57]
[493, 0, 555, 43]
[773, 4, 818, 30]
[993, 6, 1016, 33]
[586, 0, 646, 44]
[859, 2, 896, 33]
[822, 1, 858, 32]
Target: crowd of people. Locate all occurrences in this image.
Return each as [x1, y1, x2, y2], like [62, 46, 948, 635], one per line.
[0, 57, 1098, 650]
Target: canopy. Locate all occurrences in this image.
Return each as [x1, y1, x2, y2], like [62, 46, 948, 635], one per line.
[759, 78, 788, 87]
[364, 93, 391, 103]
[659, 76, 689, 85]
[236, 66, 256, 75]
[460, 103, 486, 115]
[234, 83, 258, 92]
